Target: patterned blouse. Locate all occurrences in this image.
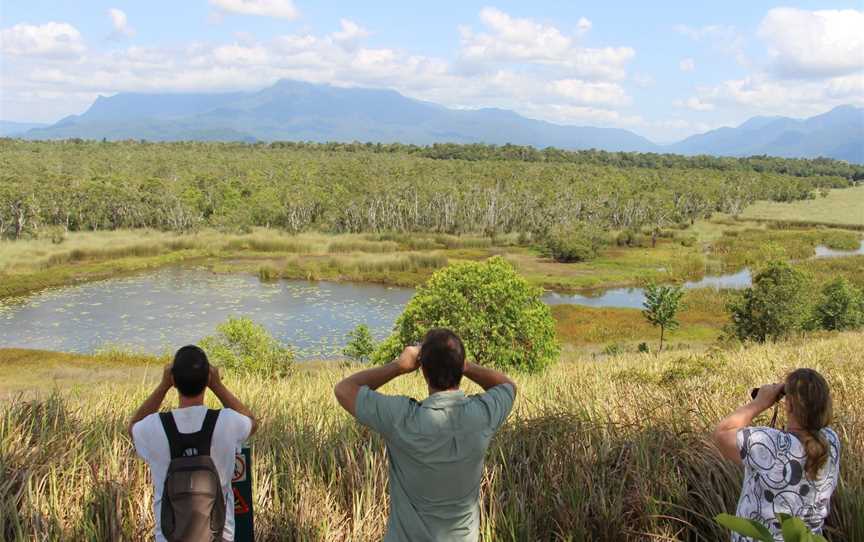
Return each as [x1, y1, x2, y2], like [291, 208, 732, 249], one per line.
[733, 426, 841, 541]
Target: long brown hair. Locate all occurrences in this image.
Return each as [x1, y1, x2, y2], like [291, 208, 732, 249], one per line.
[784, 368, 833, 480]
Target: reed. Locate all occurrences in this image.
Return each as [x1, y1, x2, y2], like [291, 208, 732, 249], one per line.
[1, 332, 861, 541]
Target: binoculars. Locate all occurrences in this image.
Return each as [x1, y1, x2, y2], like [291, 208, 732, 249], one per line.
[750, 385, 786, 401]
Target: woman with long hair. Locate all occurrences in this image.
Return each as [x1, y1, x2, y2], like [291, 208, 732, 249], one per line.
[713, 368, 841, 540]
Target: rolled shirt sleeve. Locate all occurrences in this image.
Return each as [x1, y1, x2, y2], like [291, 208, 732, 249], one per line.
[355, 386, 411, 436]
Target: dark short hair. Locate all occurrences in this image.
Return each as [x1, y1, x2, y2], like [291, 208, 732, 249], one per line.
[172, 345, 210, 397]
[420, 328, 465, 390]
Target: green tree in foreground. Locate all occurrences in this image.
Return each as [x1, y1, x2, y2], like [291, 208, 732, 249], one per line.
[373, 256, 560, 372]
[813, 277, 864, 331]
[343, 324, 376, 362]
[641, 283, 684, 352]
[715, 513, 827, 542]
[200, 316, 293, 377]
[728, 261, 812, 342]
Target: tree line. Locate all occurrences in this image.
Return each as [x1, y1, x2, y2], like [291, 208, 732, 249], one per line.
[0, 139, 855, 240]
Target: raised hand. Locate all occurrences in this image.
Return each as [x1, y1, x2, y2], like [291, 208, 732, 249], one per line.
[159, 364, 174, 391]
[395, 345, 421, 375]
[208, 364, 223, 390]
[753, 383, 785, 406]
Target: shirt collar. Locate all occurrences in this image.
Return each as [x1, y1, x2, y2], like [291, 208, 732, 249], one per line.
[421, 389, 467, 409]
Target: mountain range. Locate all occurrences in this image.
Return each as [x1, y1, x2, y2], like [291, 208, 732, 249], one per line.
[14, 80, 864, 162]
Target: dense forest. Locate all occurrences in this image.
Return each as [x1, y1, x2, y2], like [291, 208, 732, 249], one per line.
[0, 139, 856, 240]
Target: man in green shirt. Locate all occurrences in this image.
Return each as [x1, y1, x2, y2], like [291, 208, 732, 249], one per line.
[334, 328, 517, 542]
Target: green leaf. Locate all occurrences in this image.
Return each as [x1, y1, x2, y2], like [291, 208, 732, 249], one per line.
[778, 514, 815, 542]
[715, 514, 773, 542]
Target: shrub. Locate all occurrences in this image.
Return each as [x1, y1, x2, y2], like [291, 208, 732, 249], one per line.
[679, 235, 697, 247]
[543, 224, 606, 263]
[616, 229, 649, 247]
[372, 256, 560, 372]
[199, 317, 293, 377]
[343, 324, 376, 362]
[813, 277, 864, 331]
[728, 261, 812, 342]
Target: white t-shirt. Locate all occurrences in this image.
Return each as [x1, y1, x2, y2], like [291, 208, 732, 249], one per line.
[132, 406, 252, 542]
[734, 426, 841, 542]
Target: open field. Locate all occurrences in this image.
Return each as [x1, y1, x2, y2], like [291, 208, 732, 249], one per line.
[1, 332, 862, 540]
[740, 186, 864, 227]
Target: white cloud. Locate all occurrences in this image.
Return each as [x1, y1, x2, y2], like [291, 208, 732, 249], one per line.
[458, 7, 634, 80]
[679, 57, 695, 72]
[674, 8, 864, 122]
[675, 24, 748, 66]
[674, 97, 714, 111]
[209, 0, 299, 20]
[758, 7, 864, 79]
[1, 9, 640, 134]
[0, 22, 85, 58]
[576, 17, 592, 35]
[330, 19, 370, 50]
[549, 79, 631, 106]
[109, 8, 135, 38]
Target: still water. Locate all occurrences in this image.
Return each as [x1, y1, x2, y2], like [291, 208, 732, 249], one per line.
[1, 241, 860, 356]
[0, 268, 413, 358]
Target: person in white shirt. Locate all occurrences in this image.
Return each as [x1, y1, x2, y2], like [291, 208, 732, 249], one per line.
[128, 345, 258, 542]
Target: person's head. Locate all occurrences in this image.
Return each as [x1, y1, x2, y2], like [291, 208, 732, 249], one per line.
[172, 345, 210, 398]
[419, 328, 465, 392]
[784, 368, 833, 479]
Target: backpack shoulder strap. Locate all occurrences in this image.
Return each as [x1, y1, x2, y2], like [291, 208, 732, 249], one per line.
[159, 412, 184, 459]
[159, 409, 221, 458]
[197, 409, 220, 456]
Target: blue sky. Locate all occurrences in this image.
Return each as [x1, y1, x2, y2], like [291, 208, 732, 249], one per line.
[1, 1, 862, 141]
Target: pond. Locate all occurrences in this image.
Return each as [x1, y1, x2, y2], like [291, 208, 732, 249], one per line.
[0, 268, 413, 359]
[0, 241, 860, 357]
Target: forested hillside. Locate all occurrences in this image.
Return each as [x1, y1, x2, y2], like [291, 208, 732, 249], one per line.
[0, 139, 857, 240]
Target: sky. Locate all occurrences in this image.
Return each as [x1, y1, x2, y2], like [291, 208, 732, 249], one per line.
[1, 1, 862, 142]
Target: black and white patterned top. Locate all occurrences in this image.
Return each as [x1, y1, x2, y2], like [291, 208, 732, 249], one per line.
[733, 426, 841, 542]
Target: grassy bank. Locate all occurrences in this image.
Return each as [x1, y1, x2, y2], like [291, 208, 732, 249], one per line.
[1, 332, 862, 540]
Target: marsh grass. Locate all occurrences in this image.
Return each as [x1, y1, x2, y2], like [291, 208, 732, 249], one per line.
[1, 333, 861, 540]
[711, 228, 862, 269]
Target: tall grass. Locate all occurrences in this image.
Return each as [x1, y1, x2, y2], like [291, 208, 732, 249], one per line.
[1, 333, 861, 541]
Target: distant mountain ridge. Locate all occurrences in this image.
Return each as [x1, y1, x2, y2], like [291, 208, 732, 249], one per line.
[15, 80, 864, 162]
[668, 105, 863, 163]
[22, 80, 658, 152]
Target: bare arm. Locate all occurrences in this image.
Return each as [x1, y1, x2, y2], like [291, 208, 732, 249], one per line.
[208, 366, 258, 436]
[127, 365, 173, 438]
[334, 346, 419, 417]
[712, 383, 784, 463]
[463, 362, 517, 397]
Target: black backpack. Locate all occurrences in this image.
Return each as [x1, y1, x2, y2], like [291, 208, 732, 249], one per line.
[159, 409, 226, 542]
